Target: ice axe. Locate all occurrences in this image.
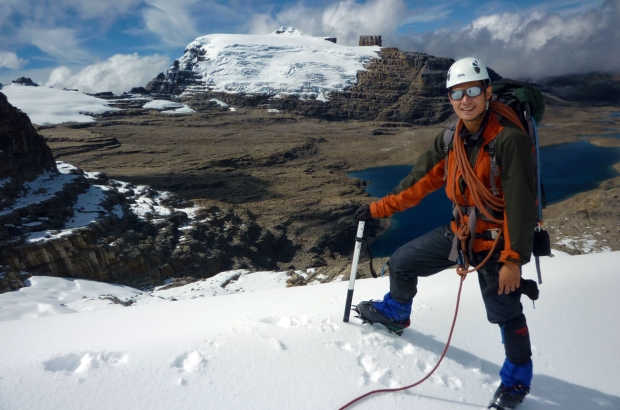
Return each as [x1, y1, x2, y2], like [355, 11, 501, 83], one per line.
[343, 221, 365, 322]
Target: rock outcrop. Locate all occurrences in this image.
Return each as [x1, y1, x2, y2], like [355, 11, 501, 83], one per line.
[0, 92, 56, 180]
[359, 35, 382, 47]
[0, 92, 57, 212]
[12, 77, 39, 86]
[0, 95, 296, 293]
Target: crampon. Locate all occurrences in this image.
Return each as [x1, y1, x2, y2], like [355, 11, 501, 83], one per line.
[352, 300, 410, 336]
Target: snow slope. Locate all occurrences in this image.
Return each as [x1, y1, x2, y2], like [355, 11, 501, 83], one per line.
[178, 27, 380, 99]
[1, 84, 118, 125]
[1, 250, 619, 409]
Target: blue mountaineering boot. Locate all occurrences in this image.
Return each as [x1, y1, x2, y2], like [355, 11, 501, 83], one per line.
[353, 293, 411, 335]
[488, 358, 532, 408]
[487, 383, 530, 409]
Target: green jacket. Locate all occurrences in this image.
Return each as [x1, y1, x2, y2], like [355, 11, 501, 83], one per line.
[370, 113, 537, 265]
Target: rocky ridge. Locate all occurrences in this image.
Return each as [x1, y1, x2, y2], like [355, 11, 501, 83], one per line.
[0, 94, 297, 293]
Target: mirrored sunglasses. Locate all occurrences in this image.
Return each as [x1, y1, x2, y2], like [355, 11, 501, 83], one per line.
[449, 86, 483, 100]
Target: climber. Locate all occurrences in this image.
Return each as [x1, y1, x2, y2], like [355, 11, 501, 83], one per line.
[353, 57, 538, 409]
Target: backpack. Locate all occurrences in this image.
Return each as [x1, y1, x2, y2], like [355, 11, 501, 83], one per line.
[442, 79, 551, 284]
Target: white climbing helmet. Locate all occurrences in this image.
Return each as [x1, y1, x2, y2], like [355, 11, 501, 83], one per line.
[446, 57, 490, 89]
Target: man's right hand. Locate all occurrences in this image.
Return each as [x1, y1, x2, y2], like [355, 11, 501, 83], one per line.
[354, 205, 373, 222]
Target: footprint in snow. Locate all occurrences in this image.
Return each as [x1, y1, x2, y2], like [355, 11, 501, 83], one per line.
[43, 351, 128, 374]
[358, 354, 392, 386]
[261, 336, 287, 351]
[319, 317, 340, 332]
[431, 373, 464, 390]
[172, 350, 208, 373]
[259, 315, 309, 328]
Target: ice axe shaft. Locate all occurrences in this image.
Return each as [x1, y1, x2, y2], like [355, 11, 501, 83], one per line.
[343, 221, 365, 322]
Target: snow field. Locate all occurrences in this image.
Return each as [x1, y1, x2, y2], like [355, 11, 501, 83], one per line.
[178, 28, 380, 100]
[1, 84, 118, 124]
[1, 250, 619, 409]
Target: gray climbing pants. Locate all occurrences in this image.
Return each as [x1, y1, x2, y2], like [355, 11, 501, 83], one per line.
[388, 223, 532, 364]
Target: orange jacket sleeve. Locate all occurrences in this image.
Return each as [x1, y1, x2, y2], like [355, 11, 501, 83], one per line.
[370, 130, 447, 218]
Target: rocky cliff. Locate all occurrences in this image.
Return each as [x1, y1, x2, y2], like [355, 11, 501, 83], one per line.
[147, 47, 502, 125]
[249, 48, 458, 124]
[0, 92, 57, 208]
[0, 94, 295, 293]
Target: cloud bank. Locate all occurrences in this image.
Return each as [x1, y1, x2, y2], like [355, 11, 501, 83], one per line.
[393, 0, 620, 79]
[45, 53, 170, 94]
[247, 0, 408, 46]
[246, 0, 619, 79]
[0, 51, 26, 69]
[2, 0, 618, 82]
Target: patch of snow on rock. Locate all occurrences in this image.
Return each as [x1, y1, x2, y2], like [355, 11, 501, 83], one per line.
[556, 234, 612, 253]
[161, 105, 194, 114]
[210, 98, 228, 107]
[0, 170, 79, 217]
[143, 100, 184, 109]
[143, 99, 194, 114]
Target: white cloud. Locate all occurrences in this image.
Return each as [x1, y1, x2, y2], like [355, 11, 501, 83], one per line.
[247, 0, 409, 46]
[18, 27, 91, 63]
[393, 0, 620, 79]
[402, 5, 453, 25]
[45, 53, 170, 94]
[1, 0, 145, 64]
[0, 51, 26, 69]
[142, 0, 200, 46]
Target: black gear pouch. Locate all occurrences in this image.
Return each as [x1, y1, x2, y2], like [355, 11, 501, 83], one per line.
[533, 229, 551, 257]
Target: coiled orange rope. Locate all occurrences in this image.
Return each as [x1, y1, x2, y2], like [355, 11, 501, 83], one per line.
[452, 102, 526, 276]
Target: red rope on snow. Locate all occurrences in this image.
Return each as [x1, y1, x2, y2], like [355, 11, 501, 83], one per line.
[338, 276, 466, 410]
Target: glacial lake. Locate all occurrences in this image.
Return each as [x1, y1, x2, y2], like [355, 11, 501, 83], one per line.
[348, 139, 620, 257]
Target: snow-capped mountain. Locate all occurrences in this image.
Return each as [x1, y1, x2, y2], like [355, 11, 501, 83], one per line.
[146, 27, 380, 100]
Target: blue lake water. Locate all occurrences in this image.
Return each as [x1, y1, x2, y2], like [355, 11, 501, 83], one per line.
[348, 140, 620, 257]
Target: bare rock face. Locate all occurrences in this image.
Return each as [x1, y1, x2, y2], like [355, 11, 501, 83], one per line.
[0, 92, 56, 182]
[325, 48, 455, 124]
[359, 35, 382, 47]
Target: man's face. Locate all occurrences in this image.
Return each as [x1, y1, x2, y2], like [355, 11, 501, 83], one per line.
[448, 80, 492, 123]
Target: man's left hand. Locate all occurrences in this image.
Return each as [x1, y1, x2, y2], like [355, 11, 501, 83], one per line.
[498, 262, 521, 294]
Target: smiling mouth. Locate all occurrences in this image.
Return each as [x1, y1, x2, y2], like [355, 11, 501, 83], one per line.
[461, 107, 475, 112]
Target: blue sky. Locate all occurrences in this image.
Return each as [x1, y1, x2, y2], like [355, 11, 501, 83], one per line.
[0, 0, 616, 92]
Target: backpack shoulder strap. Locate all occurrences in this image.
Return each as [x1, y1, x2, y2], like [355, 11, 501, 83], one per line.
[488, 137, 499, 195]
[442, 119, 458, 181]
